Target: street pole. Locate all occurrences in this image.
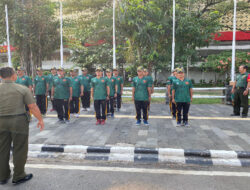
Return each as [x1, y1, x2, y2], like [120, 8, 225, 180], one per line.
[171, 0, 175, 72]
[113, 0, 117, 69]
[231, 0, 237, 82]
[5, 5, 12, 67]
[60, 1, 64, 68]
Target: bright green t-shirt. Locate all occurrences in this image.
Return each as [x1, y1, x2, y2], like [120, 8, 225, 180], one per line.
[53, 76, 72, 99]
[114, 76, 123, 94]
[91, 77, 108, 100]
[132, 76, 152, 101]
[173, 78, 193, 103]
[236, 72, 248, 88]
[106, 76, 116, 97]
[16, 75, 32, 88]
[70, 76, 81, 97]
[34, 75, 48, 95]
[79, 74, 93, 92]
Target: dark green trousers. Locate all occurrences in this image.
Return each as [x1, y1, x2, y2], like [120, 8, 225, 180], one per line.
[233, 88, 249, 116]
[0, 115, 29, 181]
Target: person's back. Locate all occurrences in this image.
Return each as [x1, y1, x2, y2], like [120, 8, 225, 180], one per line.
[0, 67, 44, 186]
[0, 82, 31, 116]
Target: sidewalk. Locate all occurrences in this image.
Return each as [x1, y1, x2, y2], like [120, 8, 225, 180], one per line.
[27, 103, 250, 167]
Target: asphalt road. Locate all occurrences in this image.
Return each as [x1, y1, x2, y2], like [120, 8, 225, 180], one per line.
[1, 159, 250, 190]
[28, 103, 250, 151]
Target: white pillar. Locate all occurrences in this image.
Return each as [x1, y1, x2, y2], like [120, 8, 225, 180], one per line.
[113, 0, 117, 69]
[231, 0, 237, 82]
[60, 1, 64, 68]
[171, 0, 175, 71]
[5, 5, 12, 67]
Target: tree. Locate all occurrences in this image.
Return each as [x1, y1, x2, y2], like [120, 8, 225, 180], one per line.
[202, 51, 250, 82]
[0, 0, 60, 76]
[63, 0, 127, 71]
[117, 0, 250, 73]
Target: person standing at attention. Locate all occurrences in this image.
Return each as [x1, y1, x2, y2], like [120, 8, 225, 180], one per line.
[132, 66, 152, 126]
[172, 68, 193, 127]
[33, 67, 49, 116]
[91, 67, 110, 125]
[0, 67, 44, 185]
[51, 67, 72, 123]
[113, 68, 124, 112]
[231, 65, 249, 118]
[105, 69, 117, 118]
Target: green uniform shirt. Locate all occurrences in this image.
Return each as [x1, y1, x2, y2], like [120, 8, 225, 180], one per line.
[106, 76, 116, 97]
[79, 74, 93, 92]
[53, 76, 72, 99]
[91, 77, 108, 100]
[114, 76, 124, 94]
[34, 75, 48, 95]
[145, 75, 154, 86]
[47, 74, 58, 90]
[167, 76, 178, 95]
[70, 76, 81, 97]
[0, 80, 35, 116]
[16, 75, 32, 88]
[173, 78, 193, 103]
[132, 76, 152, 101]
[236, 72, 248, 88]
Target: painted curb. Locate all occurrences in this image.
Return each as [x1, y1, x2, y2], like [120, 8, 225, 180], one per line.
[27, 144, 250, 167]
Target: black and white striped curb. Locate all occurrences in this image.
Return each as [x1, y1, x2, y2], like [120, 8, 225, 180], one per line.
[28, 144, 250, 167]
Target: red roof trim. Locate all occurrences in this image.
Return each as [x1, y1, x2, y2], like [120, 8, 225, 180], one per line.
[213, 31, 250, 41]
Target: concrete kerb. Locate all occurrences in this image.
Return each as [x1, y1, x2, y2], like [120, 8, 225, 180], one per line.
[27, 144, 250, 167]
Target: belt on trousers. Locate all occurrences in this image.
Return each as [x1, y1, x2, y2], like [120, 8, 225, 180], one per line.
[0, 113, 26, 117]
[236, 87, 245, 90]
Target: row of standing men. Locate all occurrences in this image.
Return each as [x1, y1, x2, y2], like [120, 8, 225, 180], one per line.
[0, 65, 196, 126]
[13, 66, 124, 125]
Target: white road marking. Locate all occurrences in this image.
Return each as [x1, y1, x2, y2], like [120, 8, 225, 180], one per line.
[45, 114, 250, 120]
[138, 130, 148, 136]
[200, 125, 210, 130]
[223, 130, 237, 136]
[10, 163, 250, 177]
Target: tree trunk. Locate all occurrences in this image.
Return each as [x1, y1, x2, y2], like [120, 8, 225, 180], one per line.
[137, 47, 142, 64]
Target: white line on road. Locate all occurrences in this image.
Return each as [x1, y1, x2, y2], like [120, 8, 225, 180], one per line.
[44, 115, 250, 121]
[11, 164, 250, 177]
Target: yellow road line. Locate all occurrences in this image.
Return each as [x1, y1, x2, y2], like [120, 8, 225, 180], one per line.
[45, 114, 250, 121]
